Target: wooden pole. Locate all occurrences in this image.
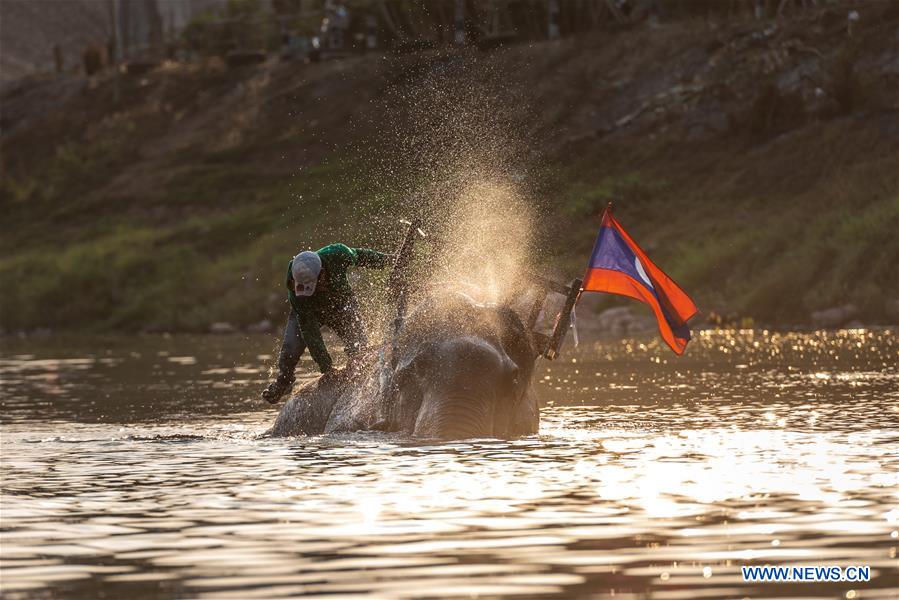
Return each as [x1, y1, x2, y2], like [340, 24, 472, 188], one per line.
[388, 218, 425, 354]
[53, 45, 63, 74]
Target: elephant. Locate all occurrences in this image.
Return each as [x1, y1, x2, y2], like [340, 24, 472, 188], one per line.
[269, 290, 540, 439]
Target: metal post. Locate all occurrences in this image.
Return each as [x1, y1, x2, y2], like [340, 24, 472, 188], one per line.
[454, 0, 466, 46]
[545, 278, 583, 360]
[547, 0, 560, 39]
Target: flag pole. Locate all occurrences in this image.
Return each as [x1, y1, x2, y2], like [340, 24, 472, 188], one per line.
[546, 202, 615, 359]
[572, 200, 614, 316]
[544, 202, 610, 359]
[583, 201, 614, 284]
[601, 200, 613, 223]
[546, 203, 612, 358]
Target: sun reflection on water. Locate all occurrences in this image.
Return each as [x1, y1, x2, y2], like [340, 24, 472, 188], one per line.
[1, 329, 897, 598]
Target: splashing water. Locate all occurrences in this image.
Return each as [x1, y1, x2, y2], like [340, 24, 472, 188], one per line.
[354, 51, 542, 311]
[432, 176, 535, 304]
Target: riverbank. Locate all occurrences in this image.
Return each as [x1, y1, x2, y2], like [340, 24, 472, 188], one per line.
[2, 4, 897, 333]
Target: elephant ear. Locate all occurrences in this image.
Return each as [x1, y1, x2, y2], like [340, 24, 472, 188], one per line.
[494, 305, 537, 388]
[388, 343, 436, 433]
[393, 341, 436, 384]
[494, 305, 540, 436]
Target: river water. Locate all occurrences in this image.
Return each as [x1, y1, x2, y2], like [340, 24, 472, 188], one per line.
[1, 329, 897, 599]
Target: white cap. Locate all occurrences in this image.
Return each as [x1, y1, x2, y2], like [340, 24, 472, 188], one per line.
[291, 251, 322, 296]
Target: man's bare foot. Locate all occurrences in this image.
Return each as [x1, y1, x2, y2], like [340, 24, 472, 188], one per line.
[261, 376, 295, 404]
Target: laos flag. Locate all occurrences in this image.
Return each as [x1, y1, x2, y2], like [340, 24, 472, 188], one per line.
[582, 207, 698, 354]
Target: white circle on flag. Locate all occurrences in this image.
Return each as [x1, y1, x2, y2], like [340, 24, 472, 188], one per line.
[634, 257, 653, 288]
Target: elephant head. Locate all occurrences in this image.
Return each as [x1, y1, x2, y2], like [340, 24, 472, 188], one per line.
[386, 291, 539, 439]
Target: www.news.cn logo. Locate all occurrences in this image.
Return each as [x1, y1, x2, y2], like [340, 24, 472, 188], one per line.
[742, 565, 871, 582]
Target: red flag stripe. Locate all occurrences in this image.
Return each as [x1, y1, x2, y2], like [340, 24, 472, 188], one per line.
[583, 267, 689, 355]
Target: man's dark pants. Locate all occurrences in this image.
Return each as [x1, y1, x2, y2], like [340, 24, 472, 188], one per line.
[276, 296, 368, 381]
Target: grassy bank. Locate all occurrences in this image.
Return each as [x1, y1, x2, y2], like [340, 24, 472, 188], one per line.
[2, 8, 897, 333]
[554, 115, 899, 324]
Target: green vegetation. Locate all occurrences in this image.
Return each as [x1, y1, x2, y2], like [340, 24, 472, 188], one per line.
[552, 116, 899, 323]
[182, 0, 279, 56]
[0, 152, 386, 332]
[2, 12, 897, 333]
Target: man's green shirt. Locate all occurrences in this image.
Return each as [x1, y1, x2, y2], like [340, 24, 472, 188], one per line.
[286, 243, 389, 372]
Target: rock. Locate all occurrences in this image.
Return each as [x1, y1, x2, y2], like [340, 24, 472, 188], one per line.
[595, 306, 656, 337]
[810, 303, 857, 328]
[574, 296, 658, 339]
[574, 291, 605, 315]
[597, 307, 631, 336]
[247, 319, 273, 334]
[123, 59, 160, 76]
[209, 322, 236, 334]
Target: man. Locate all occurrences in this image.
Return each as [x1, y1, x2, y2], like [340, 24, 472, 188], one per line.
[262, 243, 391, 404]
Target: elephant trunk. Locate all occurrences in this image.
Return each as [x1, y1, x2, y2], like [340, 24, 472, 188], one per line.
[413, 388, 494, 439]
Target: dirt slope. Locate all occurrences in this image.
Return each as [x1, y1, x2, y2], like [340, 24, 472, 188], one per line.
[2, 4, 898, 333]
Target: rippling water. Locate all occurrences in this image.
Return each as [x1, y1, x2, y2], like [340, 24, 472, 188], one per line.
[2, 330, 897, 599]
